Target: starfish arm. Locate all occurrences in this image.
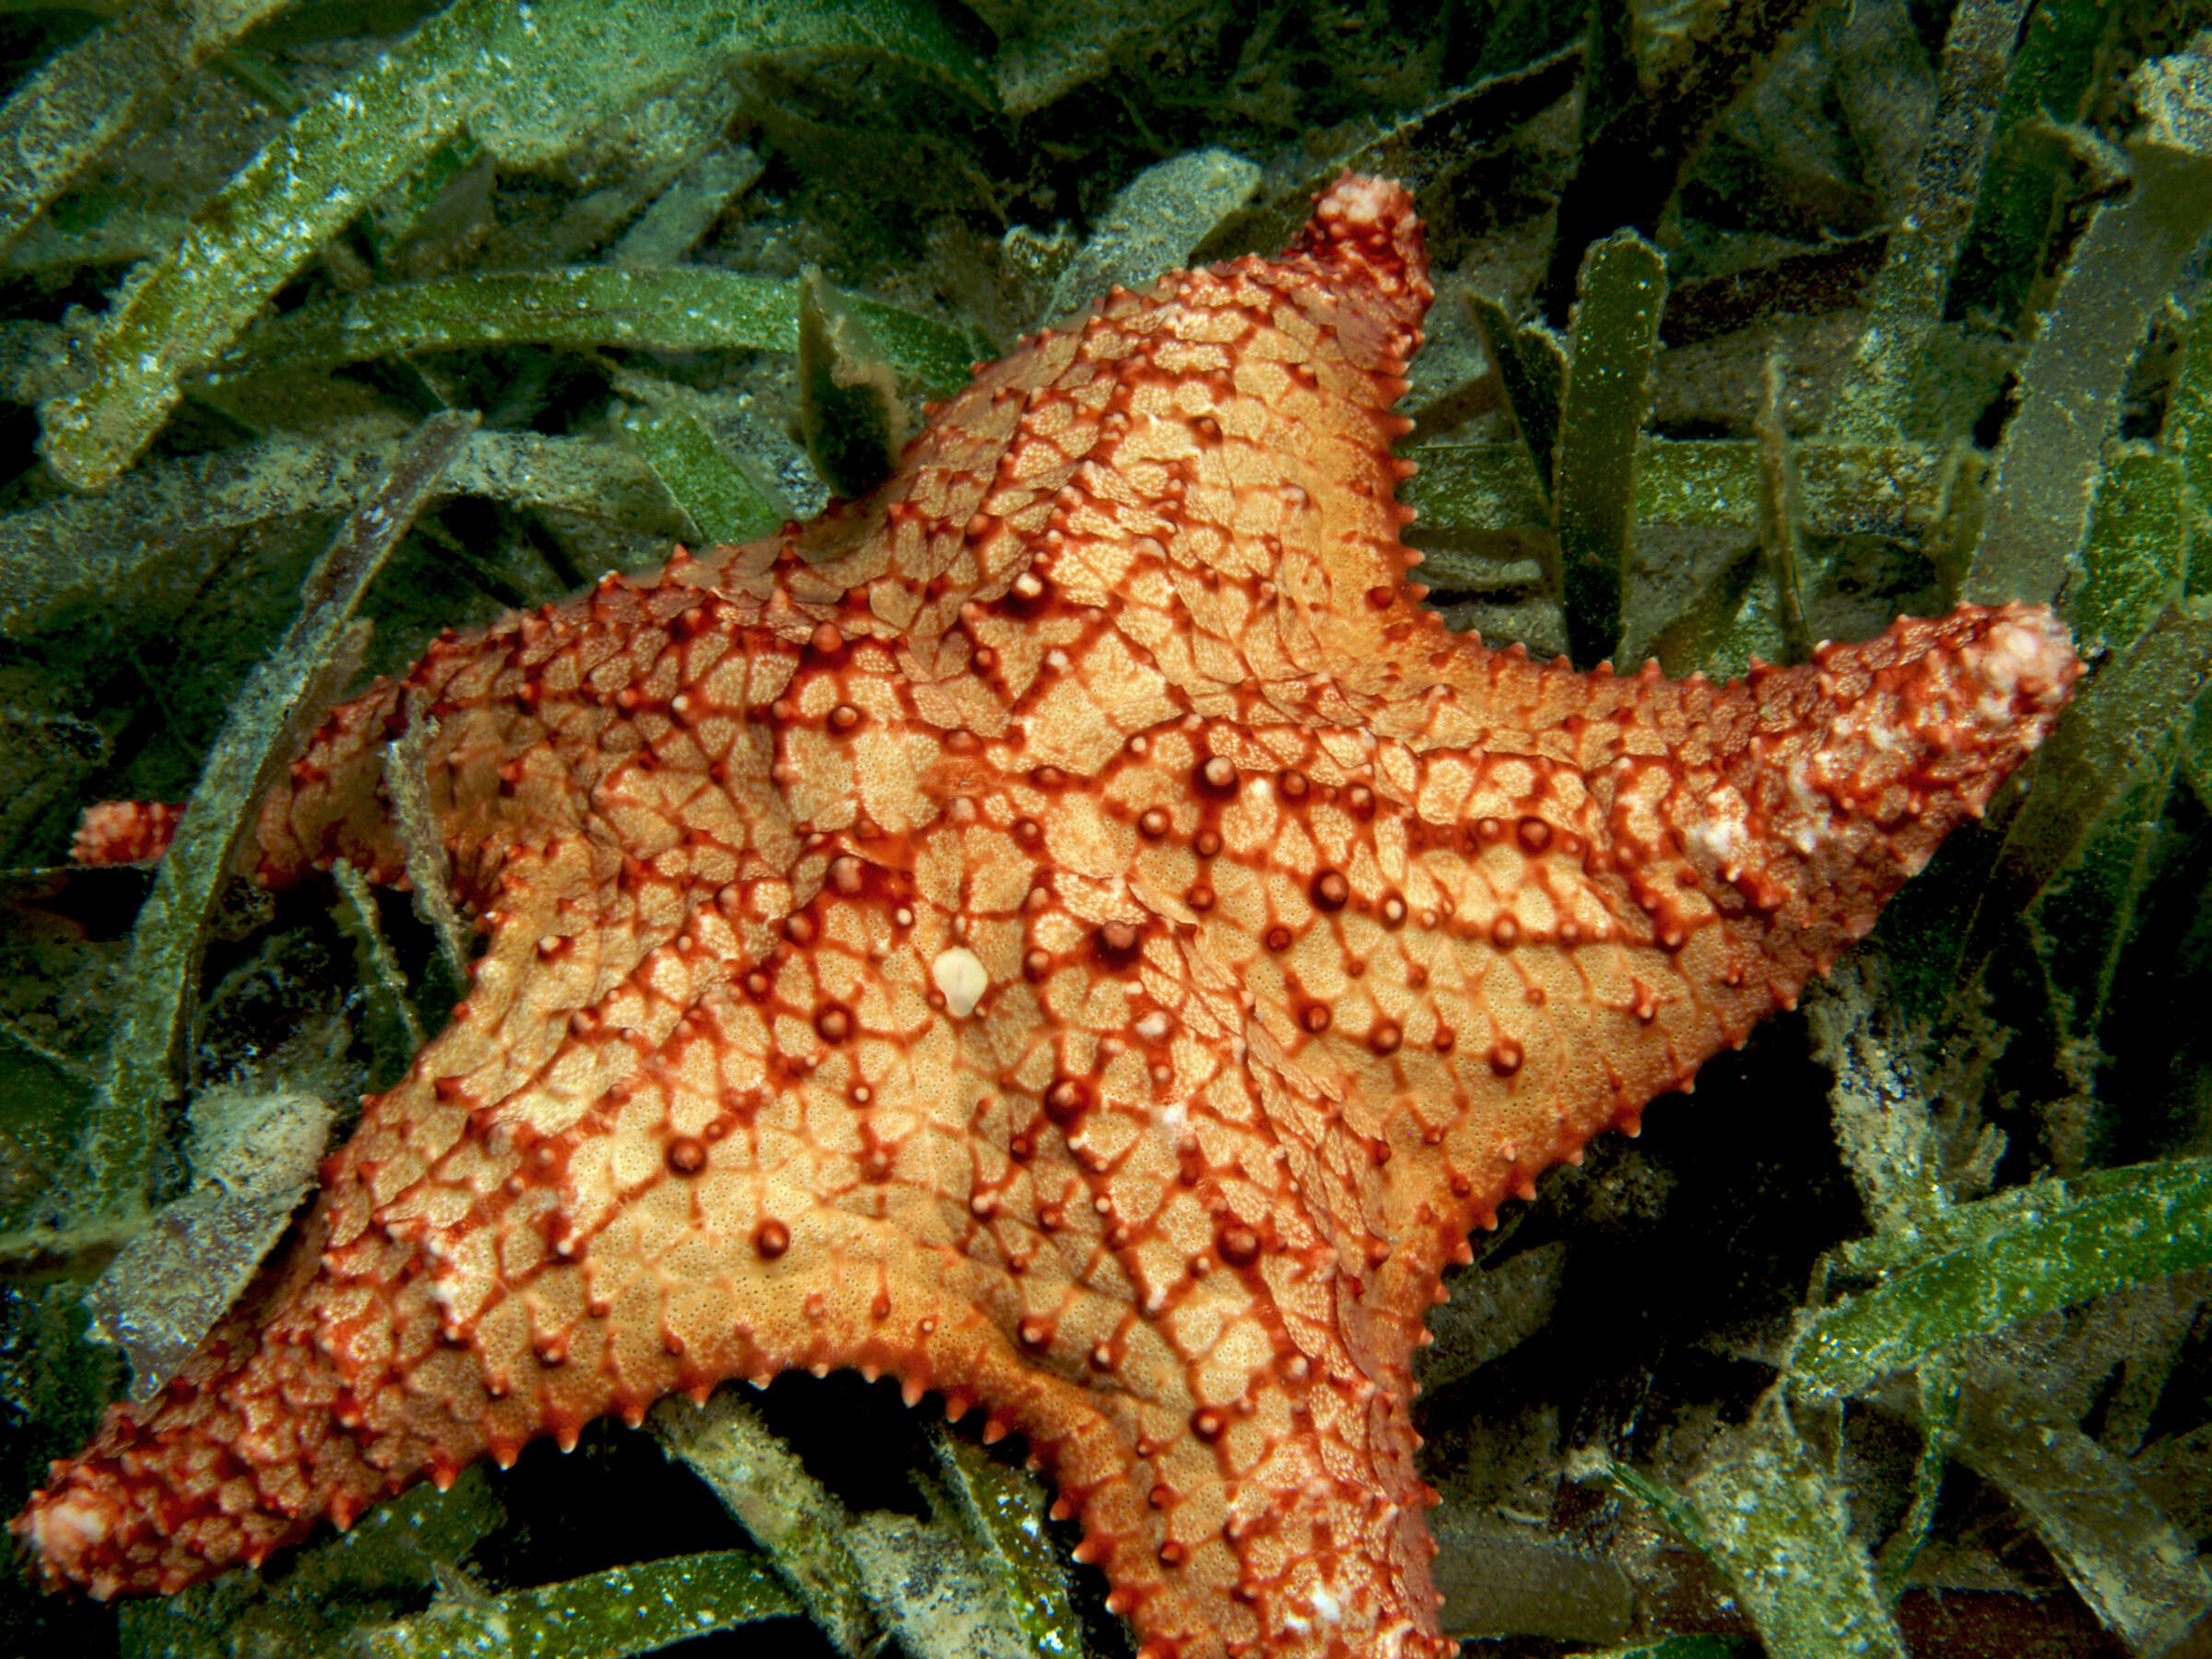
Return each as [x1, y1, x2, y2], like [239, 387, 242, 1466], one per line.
[253, 559, 827, 901]
[948, 599, 2077, 1452]
[22, 810, 1454, 1659]
[18, 545, 848, 1594]
[939, 860, 1453, 1659]
[13, 832, 677, 1594]
[1119, 610, 2078, 1331]
[671, 172, 1438, 723]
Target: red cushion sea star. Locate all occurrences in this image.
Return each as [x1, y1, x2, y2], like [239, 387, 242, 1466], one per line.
[18, 175, 2078, 1659]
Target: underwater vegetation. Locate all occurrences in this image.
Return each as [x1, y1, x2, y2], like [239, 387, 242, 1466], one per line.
[0, 1, 2208, 1655]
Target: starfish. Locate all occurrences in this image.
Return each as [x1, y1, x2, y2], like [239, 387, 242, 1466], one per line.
[18, 175, 2077, 1658]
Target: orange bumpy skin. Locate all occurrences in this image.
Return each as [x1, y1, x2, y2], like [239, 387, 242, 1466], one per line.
[17, 175, 2079, 1659]
[70, 800, 183, 866]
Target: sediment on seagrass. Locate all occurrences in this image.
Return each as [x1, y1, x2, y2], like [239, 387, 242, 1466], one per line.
[213, 265, 985, 400]
[1826, 0, 2035, 445]
[1963, 64, 2212, 608]
[15, 412, 475, 1240]
[1551, 229, 1666, 667]
[32, 0, 993, 488]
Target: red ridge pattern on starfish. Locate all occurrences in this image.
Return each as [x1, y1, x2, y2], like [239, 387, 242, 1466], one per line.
[17, 175, 2078, 1659]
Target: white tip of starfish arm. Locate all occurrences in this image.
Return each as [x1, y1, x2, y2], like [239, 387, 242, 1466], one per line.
[1969, 606, 2077, 713]
[1322, 174, 1399, 226]
[20, 1489, 107, 1571]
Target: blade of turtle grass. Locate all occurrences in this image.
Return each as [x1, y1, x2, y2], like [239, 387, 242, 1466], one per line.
[2, 205, 193, 279]
[1400, 440, 1952, 539]
[1789, 1157, 2212, 1399]
[12, 410, 477, 1243]
[648, 1392, 881, 1659]
[0, 0, 298, 259]
[1465, 294, 1564, 507]
[360, 1548, 802, 1659]
[1187, 42, 1584, 268]
[1416, 1243, 1567, 1394]
[1663, 237, 1888, 350]
[1839, 1159, 2209, 1277]
[653, 1391, 1053, 1659]
[1616, 1410, 1905, 1659]
[206, 45, 307, 117]
[1721, 441, 1954, 538]
[362, 133, 490, 270]
[35, 0, 512, 490]
[2167, 290, 2212, 596]
[924, 1426, 1088, 1659]
[446, 432, 693, 544]
[611, 143, 767, 269]
[1682, 1406, 1909, 1659]
[1606, 1461, 1711, 1555]
[1041, 148, 1259, 325]
[618, 402, 788, 547]
[1947, 0, 2123, 329]
[213, 265, 986, 398]
[1951, 1382, 2211, 1653]
[1799, 968, 1964, 1604]
[1575, 0, 1640, 202]
[330, 857, 430, 1086]
[1752, 350, 1813, 663]
[1650, 543, 1762, 678]
[1431, 1514, 1634, 1644]
[1826, 0, 2034, 443]
[468, 0, 990, 165]
[1963, 45, 2212, 607]
[1985, 606, 2212, 924]
[2064, 448, 2192, 655]
[120, 1463, 508, 1657]
[1403, 547, 1547, 597]
[1402, 443, 1548, 532]
[801, 267, 912, 499]
[2180, 299, 2212, 814]
[2025, 673, 2194, 1067]
[1874, 1356, 1959, 1596]
[1540, 0, 1826, 326]
[38, 0, 994, 489]
[0, 430, 689, 640]
[1805, 961, 1952, 1245]
[84, 1087, 336, 1404]
[1654, 366, 1821, 678]
[2185, 690, 2212, 818]
[1552, 230, 1665, 666]
[382, 691, 474, 1009]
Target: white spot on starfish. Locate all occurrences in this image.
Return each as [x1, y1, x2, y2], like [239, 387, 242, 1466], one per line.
[932, 947, 989, 1017]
